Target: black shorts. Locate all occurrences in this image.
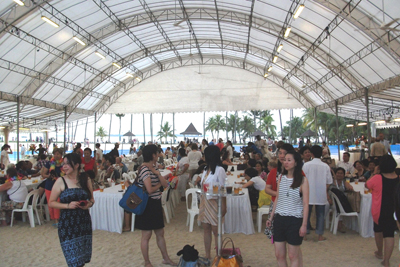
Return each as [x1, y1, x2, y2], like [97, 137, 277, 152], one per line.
[374, 219, 398, 238]
[273, 214, 303, 246]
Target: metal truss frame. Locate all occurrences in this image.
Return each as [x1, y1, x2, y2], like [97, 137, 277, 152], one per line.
[95, 54, 314, 120]
[243, 0, 255, 66]
[264, 0, 301, 74]
[139, 0, 181, 64]
[177, 0, 203, 63]
[283, 0, 361, 84]
[93, 0, 163, 69]
[213, 0, 224, 63]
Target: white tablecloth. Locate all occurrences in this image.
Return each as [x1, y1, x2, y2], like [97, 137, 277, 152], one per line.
[223, 167, 254, 235]
[23, 177, 44, 191]
[344, 182, 374, 238]
[90, 184, 125, 234]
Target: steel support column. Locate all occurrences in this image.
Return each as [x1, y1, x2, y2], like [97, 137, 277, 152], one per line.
[314, 108, 318, 144]
[143, 114, 146, 143]
[16, 96, 20, 162]
[365, 90, 371, 152]
[336, 100, 340, 161]
[64, 107, 67, 152]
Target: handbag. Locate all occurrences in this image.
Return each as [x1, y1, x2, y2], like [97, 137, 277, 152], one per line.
[346, 190, 361, 213]
[264, 200, 274, 239]
[212, 237, 243, 267]
[119, 167, 148, 215]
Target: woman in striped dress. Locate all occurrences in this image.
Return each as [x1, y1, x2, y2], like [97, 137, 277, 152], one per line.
[266, 150, 309, 267]
[198, 145, 227, 261]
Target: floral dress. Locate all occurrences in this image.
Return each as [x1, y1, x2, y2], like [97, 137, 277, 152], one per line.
[58, 177, 92, 267]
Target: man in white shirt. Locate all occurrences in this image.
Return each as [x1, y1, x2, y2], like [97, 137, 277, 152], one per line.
[336, 152, 354, 177]
[303, 145, 333, 242]
[254, 135, 267, 156]
[378, 133, 391, 155]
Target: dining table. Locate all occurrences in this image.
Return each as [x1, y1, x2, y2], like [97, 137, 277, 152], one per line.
[343, 181, 374, 238]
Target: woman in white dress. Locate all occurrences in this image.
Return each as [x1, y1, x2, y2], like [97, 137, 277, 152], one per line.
[188, 143, 202, 180]
[1, 144, 12, 169]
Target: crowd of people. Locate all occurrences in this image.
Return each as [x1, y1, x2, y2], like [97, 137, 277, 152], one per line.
[0, 132, 399, 267]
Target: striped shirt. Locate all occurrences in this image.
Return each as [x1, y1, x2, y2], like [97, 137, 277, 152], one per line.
[137, 165, 162, 200]
[275, 175, 303, 218]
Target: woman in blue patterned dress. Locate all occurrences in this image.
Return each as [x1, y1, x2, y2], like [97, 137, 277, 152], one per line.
[49, 153, 94, 267]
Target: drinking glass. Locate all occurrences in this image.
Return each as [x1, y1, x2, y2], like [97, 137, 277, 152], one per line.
[212, 183, 219, 194]
[99, 185, 105, 192]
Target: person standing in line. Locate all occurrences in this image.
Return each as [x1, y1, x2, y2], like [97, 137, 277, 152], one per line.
[49, 153, 94, 267]
[267, 150, 309, 266]
[371, 135, 387, 157]
[188, 143, 202, 180]
[302, 145, 332, 242]
[216, 138, 224, 151]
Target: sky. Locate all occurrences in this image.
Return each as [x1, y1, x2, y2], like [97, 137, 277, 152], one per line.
[46, 108, 304, 143]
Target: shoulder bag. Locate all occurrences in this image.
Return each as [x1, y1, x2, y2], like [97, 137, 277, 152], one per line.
[119, 166, 149, 215]
[212, 237, 243, 267]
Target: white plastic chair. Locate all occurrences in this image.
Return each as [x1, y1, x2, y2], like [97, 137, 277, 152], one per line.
[10, 190, 38, 228]
[257, 205, 270, 233]
[185, 188, 200, 232]
[36, 192, 50, 223]
[330, 193, 359, 235]
[161, 189, 171, 223]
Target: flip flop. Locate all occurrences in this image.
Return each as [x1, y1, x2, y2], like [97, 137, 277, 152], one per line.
[318, 237, 327, 242]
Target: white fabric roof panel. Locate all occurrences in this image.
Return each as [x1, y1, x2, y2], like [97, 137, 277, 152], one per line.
[0, 0, 398, 127]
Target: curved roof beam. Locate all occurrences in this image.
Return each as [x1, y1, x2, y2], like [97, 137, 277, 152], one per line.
[0, 21, 123, 111]
[284, 0, 362, 84]
[312, 0, 400, 65]
[0, 0, 47, 38]
[177, 0, 203, 63]
[92, 0, 163, 68]
[63, 9, 352, 111]
[264, 0, 302, 73]
[138, 0, 181, 64]
[243, 0, 255, 66]
[3, 6, 362, 109]
[213, 0, 224, 63]
[38, 1, 143, 77]
[94, 54, 315, 120]
[72, 38, 334, 114]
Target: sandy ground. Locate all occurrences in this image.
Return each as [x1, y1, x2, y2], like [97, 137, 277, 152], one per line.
[1, 201, 399, 267]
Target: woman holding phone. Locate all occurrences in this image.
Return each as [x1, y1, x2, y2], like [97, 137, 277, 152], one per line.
[49, 153, 94, 267]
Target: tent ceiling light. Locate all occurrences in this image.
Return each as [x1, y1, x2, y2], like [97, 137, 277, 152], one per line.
[112, 63, 121, 69]
[19, 127, 29, 130]
[13, 0, 24, 6]
[264, 73, 268, 78]
[277, 44, 283, 53]
[273, 56, 278, 63]
[394, 118, 400, 122]
[346, 124, 354, 127]
[0, 126, 5, 129]
[41, 16, 59, 28]
[357, 122, 367, 126]
[293, 4, 305, 19]
[41, 129, 51, 132]
[135, 77, 141, 82]
[267, 66, 273, 72]
[126, 73, 134, 78]
[375, 120, 385, 123]
[284, 27, 291, 38]
[95, 51, 105, 59]
[73, 36, 86, 46]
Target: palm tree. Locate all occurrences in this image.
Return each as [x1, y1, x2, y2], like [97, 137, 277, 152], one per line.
[96, 126, 108, 142]
[227, 114, 240, 142]
[247, 110, 261, 131]
[240, 115, 255, 143]
[260, 111, 277, 138]
[157, 122, 175, 143]
[281, 117, 304, 144]
[214, 114, 226, 140]
[205, 117, 217, 139]
[115, 113, 125, 141]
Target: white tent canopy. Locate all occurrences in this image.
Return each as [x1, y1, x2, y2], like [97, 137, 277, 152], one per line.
[0, 0, 399, 128]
